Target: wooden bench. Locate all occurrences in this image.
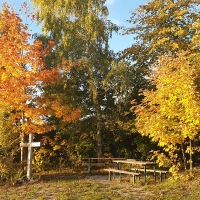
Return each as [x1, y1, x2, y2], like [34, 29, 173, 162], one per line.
[132, 168, 168, 182]
[104, 168, 140, 184]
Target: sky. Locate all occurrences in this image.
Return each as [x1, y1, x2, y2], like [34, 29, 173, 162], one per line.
[106, 0, 146, 52]
[0, 0, 146, 53]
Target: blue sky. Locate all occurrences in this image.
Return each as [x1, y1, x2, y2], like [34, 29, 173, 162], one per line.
[106, 0, 146, 52]
[0, 0, 146, 52]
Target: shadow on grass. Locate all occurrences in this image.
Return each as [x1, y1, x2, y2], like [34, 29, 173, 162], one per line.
[35, 169, 93, 183]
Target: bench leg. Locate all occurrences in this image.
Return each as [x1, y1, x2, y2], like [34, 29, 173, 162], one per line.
[164, 173, 166, 180]
[133, 175, 136, 184]
[161, 173, 166, 182]
[160, 172, 162, 182]
[120, 173, 122, 181]
[108, 171, 111, 181]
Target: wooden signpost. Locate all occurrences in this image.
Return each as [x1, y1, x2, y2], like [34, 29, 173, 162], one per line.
[20, 133, 41, 179]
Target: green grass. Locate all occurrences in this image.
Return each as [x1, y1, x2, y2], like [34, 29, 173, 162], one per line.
[0, 168, 200, 200]
[143, 169, 200, 200]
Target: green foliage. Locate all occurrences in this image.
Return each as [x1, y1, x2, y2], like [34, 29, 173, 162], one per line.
[124, 0, 200, 69]
[0, 111, 24, 184]
[31, 0, 119, 158]
[33, 134, 70, 171]
[0, 149, 25, 185]
[31, 0, 117, 62]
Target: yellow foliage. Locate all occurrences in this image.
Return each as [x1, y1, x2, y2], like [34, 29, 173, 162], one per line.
[134, 51, 200, 175]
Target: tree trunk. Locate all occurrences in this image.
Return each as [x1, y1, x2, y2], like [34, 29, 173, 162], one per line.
[189, 139, 193, 171]
[20, 111, 25, 162]
[96, 111, 103, 158]
[97, 129, 103, 158]
[181, 143, 187, 170]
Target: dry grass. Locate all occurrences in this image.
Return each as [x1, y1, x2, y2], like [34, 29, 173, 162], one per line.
[0, 168, 200, 200]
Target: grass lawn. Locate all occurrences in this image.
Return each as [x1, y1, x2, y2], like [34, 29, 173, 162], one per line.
[0, 168, 200, 200]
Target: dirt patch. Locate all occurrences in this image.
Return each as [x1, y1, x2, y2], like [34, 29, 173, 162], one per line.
[83, 174, 153, 199]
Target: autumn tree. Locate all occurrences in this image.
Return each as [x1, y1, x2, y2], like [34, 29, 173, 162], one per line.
[124, 0, 200, 71]
[31, 0, 119, 158]
[122, 0, 200, 170]
[0, 3, 82, 180]
[0, 3, 61, 129]
[133, 51, 200, 175]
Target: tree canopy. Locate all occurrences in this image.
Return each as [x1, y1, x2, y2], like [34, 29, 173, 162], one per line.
[2, 0, 200, 182]
[30, 0, 121, 158]
[124, 0, 200, 67]
[133, 51, 200, 173]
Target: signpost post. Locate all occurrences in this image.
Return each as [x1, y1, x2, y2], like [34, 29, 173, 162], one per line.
[20, 133, 41, 179]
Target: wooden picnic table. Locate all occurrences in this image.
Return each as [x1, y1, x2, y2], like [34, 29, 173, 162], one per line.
[112, 159, 156, 182]
[81, 157, 126, 174]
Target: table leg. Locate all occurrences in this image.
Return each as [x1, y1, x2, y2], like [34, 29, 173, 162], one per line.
[89, 159, 92, 175]
[144, 166, 146, 182]
[115, 163, 120, 178]
[160, 172, 162, 182]
[118, 163, 121, 170]
[128, 164, 131, 171]
[153, 165, 156, 182]
[119, 172, 122, 182]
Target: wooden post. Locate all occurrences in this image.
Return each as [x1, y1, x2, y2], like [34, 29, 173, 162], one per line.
[20, 133, 41, 179]
[20, 111, 25, 162]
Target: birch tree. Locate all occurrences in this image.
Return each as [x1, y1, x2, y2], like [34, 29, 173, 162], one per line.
[31, 0, 118, 157]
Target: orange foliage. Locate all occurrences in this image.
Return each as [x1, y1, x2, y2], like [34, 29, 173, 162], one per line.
[0, 3, 81, 135]
[0, 4, 58, 108]
[50, 99, 81, 122]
